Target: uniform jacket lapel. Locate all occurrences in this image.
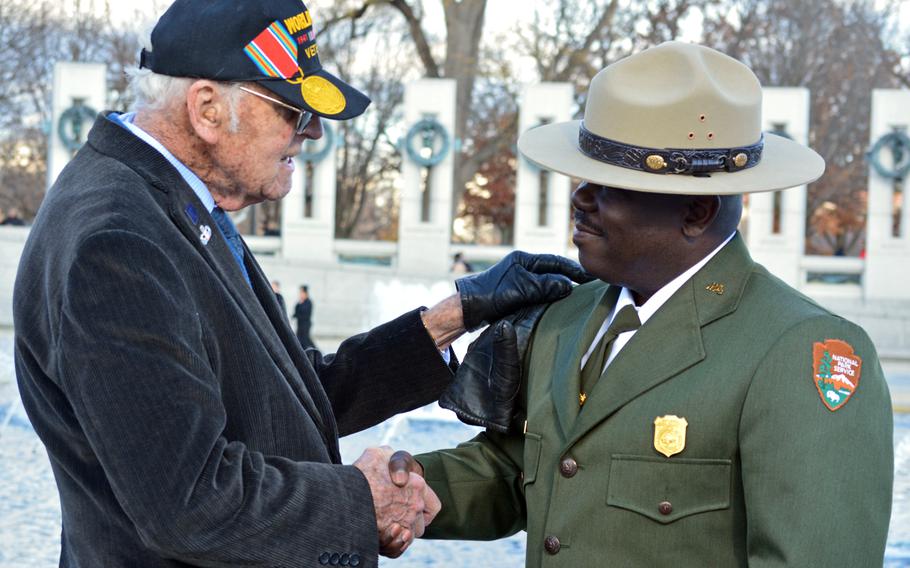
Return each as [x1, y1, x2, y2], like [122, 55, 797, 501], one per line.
[562, 234, 754, 450]
[549, 285, 618, 439]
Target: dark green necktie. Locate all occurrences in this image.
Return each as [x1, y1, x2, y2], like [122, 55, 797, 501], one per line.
[579, 304, 641, 407]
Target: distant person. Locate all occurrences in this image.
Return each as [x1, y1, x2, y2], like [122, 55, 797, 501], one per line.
[451, 252, 473, 274]
[294, 285, 315, 350]
[263, 221, 281, 236]
[1, 207, 25, 226]
[271, 280, 287, 317]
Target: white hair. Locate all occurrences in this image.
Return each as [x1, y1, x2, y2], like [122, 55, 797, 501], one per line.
[126, 24, 242, 132]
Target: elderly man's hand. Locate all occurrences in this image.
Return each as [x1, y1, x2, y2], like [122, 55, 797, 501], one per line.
[456, 251, 592, 331]
[353, 447, 440, 558]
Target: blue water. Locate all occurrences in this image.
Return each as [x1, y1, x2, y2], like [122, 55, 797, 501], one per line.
[1, 333, 908, 566]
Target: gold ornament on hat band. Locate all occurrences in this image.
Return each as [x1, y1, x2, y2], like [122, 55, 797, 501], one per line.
[578, 124, 763, 176]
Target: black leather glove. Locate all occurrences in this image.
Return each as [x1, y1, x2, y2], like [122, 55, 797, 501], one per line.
[439, 304, 547, 433]
[456, 251, 592, 332]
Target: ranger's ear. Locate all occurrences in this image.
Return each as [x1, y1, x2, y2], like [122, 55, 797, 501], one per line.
[682, 195, 721, 238]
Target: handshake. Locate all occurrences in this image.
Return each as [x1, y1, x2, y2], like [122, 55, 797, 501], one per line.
[353, 447, 431, 558]
[351, 253, 593, 557]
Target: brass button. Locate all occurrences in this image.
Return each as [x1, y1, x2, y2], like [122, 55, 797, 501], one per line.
[733, 152, 748, 168]
[544, 535, 561, 554]
[658, 501, 673, 516]
[645, 154, 667, 171]
[559, 457, 578, 478]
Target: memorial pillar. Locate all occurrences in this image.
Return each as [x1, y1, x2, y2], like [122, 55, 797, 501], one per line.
[865, 89, 910, 300]
[514, 83, 574, 255]
[396, 79, 456, 275]
[49, 62, 106, 186]
[281, 123, 338, 263]
[746, 87, 810, 286]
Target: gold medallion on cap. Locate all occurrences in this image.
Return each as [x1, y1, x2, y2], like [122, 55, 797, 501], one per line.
[299, 76, 347, 115]
[653, 415, 687, 458]
[733, 153, 748, 168]
[645, 154, 666, 171]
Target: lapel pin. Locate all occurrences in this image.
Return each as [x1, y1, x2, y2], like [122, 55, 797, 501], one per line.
[705, 282, 725, 295]
[199, 224, 212, 245]
[185, 204, 199, 224]
[653, 415, 688, 458]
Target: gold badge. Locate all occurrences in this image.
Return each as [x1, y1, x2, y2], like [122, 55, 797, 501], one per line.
[653, 415, 688, 458]
[299, 76, 347, 115]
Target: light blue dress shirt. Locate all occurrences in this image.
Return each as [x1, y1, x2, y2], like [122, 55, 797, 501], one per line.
[109, 112, 216, 213]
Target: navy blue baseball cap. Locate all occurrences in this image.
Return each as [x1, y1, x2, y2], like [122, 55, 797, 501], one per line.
[139, 0, 371, 120]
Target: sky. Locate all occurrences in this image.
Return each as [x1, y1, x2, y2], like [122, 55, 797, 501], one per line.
[83, 0, 910, 50]
[71, 0, 910, 75]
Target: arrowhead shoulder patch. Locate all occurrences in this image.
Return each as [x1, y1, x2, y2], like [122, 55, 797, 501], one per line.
[813, 339, 862, 411]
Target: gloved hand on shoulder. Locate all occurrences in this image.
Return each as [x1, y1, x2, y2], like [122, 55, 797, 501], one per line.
[456, 251, 592, 332]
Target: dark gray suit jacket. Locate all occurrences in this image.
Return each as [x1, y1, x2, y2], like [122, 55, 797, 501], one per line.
[14, 114, 454, 567]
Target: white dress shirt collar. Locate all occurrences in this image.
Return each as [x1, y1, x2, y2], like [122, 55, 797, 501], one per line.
[582, 231, 736, 371]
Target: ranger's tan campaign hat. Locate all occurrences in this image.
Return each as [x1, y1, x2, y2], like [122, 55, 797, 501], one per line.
[518, 41, 824, 195]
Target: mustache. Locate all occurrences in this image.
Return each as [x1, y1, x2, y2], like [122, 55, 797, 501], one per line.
[573, 211, 603, 235]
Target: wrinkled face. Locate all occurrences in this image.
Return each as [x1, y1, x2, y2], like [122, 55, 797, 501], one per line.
[209, 86, 322, 208]
[571, 182, 686, 291]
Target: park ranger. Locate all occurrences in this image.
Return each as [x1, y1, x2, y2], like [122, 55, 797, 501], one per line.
[392, 41, 893, 566]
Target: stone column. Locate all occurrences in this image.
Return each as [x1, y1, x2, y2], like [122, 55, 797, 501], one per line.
[746, 87, 810, 287]
[281, 123, 338, 263]
[514, 83, 574, 255]
[865, 89, 910, 301]
[396, 79, 457, 275]
[49, 62, 106, 186]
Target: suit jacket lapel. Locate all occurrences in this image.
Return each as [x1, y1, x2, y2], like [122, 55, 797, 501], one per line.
[550, 284, 618, 439]
[167, 190, 328, 435]
[87, 115, 331, 435]
[244, 252, 338, 454]
[562, 233, 754, 450]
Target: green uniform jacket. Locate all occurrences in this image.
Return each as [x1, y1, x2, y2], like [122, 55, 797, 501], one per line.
[418, 235, 893, 567]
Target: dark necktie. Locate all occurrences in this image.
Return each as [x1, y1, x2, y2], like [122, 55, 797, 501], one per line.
[579, 304, 641, 407]
[211, 207, 252, 287]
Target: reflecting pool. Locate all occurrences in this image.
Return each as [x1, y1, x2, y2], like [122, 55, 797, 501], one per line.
[1, 335, 908, 567]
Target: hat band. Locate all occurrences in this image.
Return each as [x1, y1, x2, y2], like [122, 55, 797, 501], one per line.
[579, 123, 763, 176]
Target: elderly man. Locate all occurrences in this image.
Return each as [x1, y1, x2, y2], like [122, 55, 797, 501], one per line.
[393, 42, 893, 566]
[12, 0, 589, 565]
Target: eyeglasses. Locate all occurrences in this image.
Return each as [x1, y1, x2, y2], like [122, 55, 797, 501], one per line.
[238, 85, 314, 135]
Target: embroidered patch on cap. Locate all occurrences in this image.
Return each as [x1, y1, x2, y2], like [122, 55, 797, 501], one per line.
[813, 339, 862, 411]
[244, 21, 299, 79]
